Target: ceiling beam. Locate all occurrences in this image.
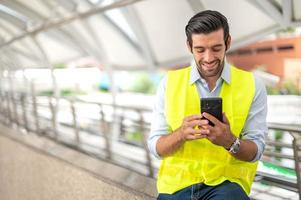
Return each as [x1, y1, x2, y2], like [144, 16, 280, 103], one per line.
[0, 0, 145, 48]
[282, 0, 293, 25]
[0, 0, 97, 56]
[230, 25, 283, 50]
[249, 0, 286, 28]
[85, 0, 142, 55]
[53, 0, 77, 12]
[8, 46, 41, 62]
[102, 14, 142, 53]
[0, 11, 26, 29]
[121, 6, 157, 70]
[1, 0, 45, 20]
[186, 0, 205, 14]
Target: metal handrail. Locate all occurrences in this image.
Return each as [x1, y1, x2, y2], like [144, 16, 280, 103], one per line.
[1, 91, 301, 198]
[262, 123, 301, 200]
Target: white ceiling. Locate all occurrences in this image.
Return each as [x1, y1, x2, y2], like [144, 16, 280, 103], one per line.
[0, 0, 300, 71]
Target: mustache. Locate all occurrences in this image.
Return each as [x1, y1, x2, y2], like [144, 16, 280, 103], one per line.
[200, 60, 220, 65]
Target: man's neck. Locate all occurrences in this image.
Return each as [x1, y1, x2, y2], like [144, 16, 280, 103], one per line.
[205, 77, 219, 91]
[199, 69, 223, 91]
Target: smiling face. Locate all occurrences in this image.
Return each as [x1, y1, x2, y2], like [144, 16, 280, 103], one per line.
[188, 28, 231, 82]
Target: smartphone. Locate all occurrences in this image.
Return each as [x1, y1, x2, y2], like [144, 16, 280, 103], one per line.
[201, 97, 223, 126]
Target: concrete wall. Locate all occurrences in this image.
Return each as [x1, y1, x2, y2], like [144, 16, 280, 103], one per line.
[0, 125, 157, 200]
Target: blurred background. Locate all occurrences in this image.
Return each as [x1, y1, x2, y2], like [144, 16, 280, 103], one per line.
[0, 0, 301, 200]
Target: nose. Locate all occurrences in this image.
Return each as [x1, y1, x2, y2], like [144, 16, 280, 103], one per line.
[203, 50, 215, 63]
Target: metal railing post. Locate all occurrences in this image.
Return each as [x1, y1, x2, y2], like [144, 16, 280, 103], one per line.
[291, 132, 301, 200]
[138, 110, 154, 177]
[31, 82, 40, 133]
[70, 99, 80, 146]
[5, 91, 12, 125]
[20, 93, 29, 132]
[266, 123, 301, 198]
[99, 105, 111, 159]
[0, 91, 7, 124]
[49, 96, 58, 140]
[10, 92, 18, 126]
[0, 92, 4, 123]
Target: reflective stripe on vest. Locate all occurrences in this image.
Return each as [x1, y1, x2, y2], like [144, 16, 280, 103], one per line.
[157, 65, 258, 194]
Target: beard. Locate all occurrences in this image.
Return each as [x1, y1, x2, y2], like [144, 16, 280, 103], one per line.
[196, 58, 224, 79]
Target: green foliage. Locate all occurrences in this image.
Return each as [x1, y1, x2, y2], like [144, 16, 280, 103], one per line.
[274, 130, 283, 141]
[125, 131, 143, 143]
[262, 161, 296, 178]
[277, 27, 296, 35]
[39, 90, 53, 96]
[266, 80, 301, 95]
[128, 74, 156, 94]
[38, 89, 86, 97]
[282, 80, 301, 95]
[98, 88, 109, 93]
[284, 27, 296, 33]
[53, 63, 66, 69]
[266, 85, 280, 95]
[274, 130, 283, 160]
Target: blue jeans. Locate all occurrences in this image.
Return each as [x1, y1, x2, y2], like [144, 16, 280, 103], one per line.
[157, 181, 250, 200]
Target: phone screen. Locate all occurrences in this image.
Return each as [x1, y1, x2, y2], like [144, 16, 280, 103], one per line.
[200, 97, 223, 126]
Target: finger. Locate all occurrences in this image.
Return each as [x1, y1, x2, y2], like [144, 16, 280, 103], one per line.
[182, 127, 201, 137]
[202, 112, 221, 126]
[192, 128, 209, 135]
[184, 128, 208, 139]
[222, 112, 230, 125]
[200, 125, 210, 130]
[200, 118, 209, 125]
[187, 133, 207, 140]
[184, 114, 203, 122]
[194, 134, 207, 140]
[204, 125, 213, 133]
[200, 125, 211, 136]
[187, 119, 209, 128]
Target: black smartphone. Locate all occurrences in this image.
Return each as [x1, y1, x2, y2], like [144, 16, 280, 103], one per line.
[201, 97, 223, 126]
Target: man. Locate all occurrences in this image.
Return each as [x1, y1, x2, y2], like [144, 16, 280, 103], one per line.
[147, 10, 267, 200]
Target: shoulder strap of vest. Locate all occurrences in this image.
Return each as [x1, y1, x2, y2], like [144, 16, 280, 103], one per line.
[220, 65, 255, 135]
[166, 66, 199, 131]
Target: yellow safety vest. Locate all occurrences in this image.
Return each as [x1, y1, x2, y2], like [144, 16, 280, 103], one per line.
[157, 65, 257, 194]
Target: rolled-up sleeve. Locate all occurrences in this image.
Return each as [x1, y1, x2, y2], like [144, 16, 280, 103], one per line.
[241, 75, 268, 162]
[147, 77, 170, 159]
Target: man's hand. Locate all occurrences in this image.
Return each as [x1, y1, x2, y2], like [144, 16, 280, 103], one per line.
[201, 112, 236, 149]
[156, 114, 208, 157]
[179, 114, 210, 141]
[202, 112, 258, 161]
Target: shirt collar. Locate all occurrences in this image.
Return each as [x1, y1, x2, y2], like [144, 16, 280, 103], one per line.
[189, 60, 231, 85]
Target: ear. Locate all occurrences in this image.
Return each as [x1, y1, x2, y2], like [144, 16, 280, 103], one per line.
[226, 35, 231, 51]
[186, 40, 193, 53]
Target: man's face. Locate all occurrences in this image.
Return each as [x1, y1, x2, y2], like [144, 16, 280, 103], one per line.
[188, 28, 230, 79]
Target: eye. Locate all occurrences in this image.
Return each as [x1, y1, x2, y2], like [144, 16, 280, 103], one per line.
[196, 48, 205, 53]
[212, 48, 222, 52]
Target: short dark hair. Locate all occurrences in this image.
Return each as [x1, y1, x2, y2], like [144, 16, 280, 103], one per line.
[185, 10, 230, 49]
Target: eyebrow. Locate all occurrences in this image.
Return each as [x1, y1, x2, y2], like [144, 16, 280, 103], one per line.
[194, 44, 223, 49]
